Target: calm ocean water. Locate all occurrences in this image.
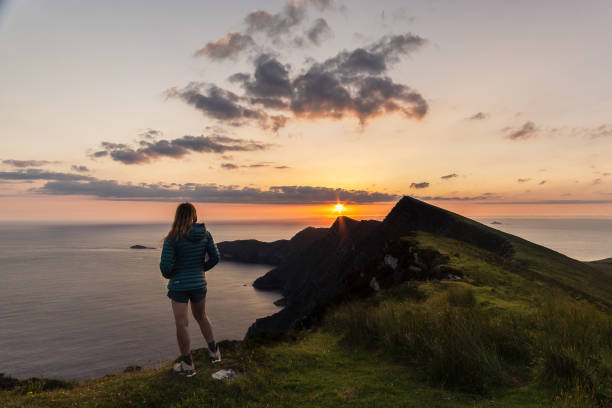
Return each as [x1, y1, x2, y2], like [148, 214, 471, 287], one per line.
[0, 217, 610, 380]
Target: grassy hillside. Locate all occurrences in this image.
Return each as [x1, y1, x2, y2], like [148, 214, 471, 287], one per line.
[2, 230, 610, 407]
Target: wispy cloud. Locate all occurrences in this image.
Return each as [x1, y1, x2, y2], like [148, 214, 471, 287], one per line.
[194, 32, 255, 60]
[410, 182, 429, 189]
[440, 173, 457, 179]
[504, 121, 538, 140]
[220, 162, 290, 170]
[2, 159, 59, 168]
[467, 112, 488, 120]
[71, 165, 90, 172]
[0, 169, 95, 181]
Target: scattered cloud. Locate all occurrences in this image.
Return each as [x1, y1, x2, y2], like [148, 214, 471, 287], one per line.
[504, 121, 538, 140]
[467, 112, 488, 120]
[71, 165, 89, 172]
[517, 178, 530, 183]
[2, 159, 58, 168]
[194, 31, 255, 60]
[440, 173, 457, 179]
[592, 178, 602, 185]
[410, 182, 429, 189]
[538, 180, 547, 185]
[245, 2, 307, 40]
[31, 179, 398, 204]
[92, 134, 275, 165]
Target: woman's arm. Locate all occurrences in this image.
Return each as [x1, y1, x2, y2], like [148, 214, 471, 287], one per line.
[159, 238, 176, 278]
[203, 231, 219, 272]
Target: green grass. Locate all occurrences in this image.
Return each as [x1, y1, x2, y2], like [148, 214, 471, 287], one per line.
[2, 230, 610, 407]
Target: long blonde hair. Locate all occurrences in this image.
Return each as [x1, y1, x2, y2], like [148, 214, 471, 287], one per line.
[164, 202, 197, 242]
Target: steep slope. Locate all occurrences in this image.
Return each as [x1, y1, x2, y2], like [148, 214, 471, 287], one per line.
[246, 196, 611, 337]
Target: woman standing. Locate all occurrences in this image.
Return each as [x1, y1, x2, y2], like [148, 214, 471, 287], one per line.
[160, 202, 220, 377]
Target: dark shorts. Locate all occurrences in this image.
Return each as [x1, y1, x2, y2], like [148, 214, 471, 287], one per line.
[167, 287, 207, 303]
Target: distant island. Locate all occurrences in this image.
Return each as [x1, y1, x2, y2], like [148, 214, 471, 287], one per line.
[129, 244, 155, 250]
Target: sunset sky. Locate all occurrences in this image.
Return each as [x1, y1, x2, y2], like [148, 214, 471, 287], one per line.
[1, 0, 611, 222]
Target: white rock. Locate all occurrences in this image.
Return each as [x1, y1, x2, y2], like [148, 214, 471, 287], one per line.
[370, 277, 380, 292]
[212, 368, 237, 381]
[384, 255, 399, 270]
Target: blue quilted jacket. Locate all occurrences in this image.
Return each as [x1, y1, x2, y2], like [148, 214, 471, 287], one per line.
[159, 223, 219, 291]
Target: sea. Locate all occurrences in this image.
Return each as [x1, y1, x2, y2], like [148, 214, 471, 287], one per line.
[0, 217, 611, 380]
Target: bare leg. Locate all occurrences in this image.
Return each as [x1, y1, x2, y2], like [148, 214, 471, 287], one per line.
[191, 298, 215, 344]
[171, 300, 190, 356]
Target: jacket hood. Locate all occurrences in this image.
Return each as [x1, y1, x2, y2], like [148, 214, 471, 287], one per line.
[186, 222, 207, 242]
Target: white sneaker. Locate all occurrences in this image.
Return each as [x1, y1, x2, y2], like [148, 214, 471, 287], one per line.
[209, 345, 221, 363]
[173, 360, 196, 377]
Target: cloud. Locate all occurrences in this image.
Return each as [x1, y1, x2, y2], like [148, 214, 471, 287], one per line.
[440, 173, 457, 179]
[175, 33, 428, 129]
[586, 124, 612, 139]
[32, 179, 398, 204]
[410, 182, 429, 189]
[504, 121, 538, 140]
[306, 18, 332, 45]
[414, 194, 498, 201]
[2, 159, 58, 168]
[71, 165, 90, 172]
[194, 31, 255, 60]
[467, 112, 488, 120]
[245, 1, 307, 40]
[476, 199, 612, 205]
[167, 82, 289, 131]
[517, 178, 530, 183]
[539, 180, 547, 185]
[220, 162, 290, 170]
[94, 134, 275, 165]
[0, 169, 95, 181]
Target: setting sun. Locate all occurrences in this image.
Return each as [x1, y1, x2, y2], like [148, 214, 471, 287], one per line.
[334, 203, 345, 213]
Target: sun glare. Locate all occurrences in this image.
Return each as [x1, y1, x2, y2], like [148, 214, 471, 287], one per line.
[334, 203, 345, 213]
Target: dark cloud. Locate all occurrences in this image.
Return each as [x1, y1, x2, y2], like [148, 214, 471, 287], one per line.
[95, 134, 275, 165]
[306, 18, 332, 45]
[588, 124, 612, 139]
[0, 169, 95, 181]
[517, 178, 530, 183]
[194, 31, 255, 60]
[167, 82, 289, 130]
[467, 112, 488, 120]
[176, 32, 427, 129]
[2, 159, 57, 168]
[410, 182, 429, 189]
[504, 121, 538, 140]
[32, 179, 398, 204]
[440, 173, 457, 179]
[538, 180, 547, 185]
[71, 165, 90, 172]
